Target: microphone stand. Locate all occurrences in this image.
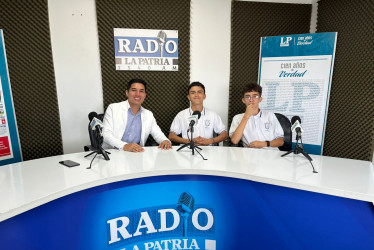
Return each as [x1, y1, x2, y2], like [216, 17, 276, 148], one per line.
[281, 131, 318, 173]
[177, 125, 207, 160]
[85, 132, 111, 169]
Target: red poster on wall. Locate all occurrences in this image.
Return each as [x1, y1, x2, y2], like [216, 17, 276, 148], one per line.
[0, 136, 11, 157]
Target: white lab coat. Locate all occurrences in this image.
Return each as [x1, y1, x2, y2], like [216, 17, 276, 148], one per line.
[102, 100, 169, 150]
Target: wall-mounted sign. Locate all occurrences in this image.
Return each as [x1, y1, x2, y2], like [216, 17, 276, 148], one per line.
[0, 30, 22, 166]
[114, 28, 178, 71]
[259, 32, 337, 155]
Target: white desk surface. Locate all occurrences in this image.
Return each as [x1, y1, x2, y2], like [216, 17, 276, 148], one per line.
[1, 146, 374, 222]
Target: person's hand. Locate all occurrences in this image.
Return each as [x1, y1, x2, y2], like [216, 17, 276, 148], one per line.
[244, 104, 258, 118]
[123, 143, 144, 152]
[158, 140, 172, 150]
[193, 136, 214, 146]
[247, 141, 266, 148]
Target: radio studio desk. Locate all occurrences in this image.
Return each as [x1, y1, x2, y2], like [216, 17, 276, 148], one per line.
[1, 146, 374, 250]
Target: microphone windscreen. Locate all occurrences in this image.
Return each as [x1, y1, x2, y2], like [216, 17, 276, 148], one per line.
[192, 110, 201, 119]
[291, 116, 301, 124]
[90, 117, 103, 130]
[88, 112, 98, 121]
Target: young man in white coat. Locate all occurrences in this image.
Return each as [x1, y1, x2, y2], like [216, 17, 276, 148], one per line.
[102, 78, 172, 152]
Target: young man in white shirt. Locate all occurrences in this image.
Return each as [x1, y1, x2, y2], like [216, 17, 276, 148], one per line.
[102, 78, 172, 152]
[169, 82, 228, 146]
[229, 83, 284, 149]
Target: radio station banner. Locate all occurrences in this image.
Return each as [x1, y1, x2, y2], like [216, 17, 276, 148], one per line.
[0, 30, 22, 166]
[114, 28, 178, 71]
[259, 32, 337, 155]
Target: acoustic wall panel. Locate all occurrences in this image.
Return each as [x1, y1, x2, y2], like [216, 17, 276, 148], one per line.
[96, 0, 190, 137]
[316, 0, 374, 161]
[0, 0, 63, 160]
[229, 1, 311, 129]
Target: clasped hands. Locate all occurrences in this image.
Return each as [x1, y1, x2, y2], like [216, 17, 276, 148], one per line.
[193, 136, 214, 146]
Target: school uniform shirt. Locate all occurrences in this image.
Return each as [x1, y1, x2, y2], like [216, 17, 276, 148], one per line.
[229, 110, 284, 148]
[170, 107, 226, 142]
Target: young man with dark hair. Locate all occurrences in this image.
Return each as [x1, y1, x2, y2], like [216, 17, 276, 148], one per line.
[102, 78, 171, 152]
[229, 83, 284, 149]
[169, 82, 228, 146]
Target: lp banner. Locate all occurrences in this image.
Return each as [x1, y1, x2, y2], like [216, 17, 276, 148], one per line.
[114, 28, 179, 71]
[259, 32, 337, 155]
[0, 30, 22, 166]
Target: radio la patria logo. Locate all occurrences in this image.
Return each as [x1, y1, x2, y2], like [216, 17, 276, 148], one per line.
[107, 192, 216, 250]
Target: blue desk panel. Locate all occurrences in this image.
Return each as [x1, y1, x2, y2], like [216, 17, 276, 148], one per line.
[1, 174, 374, 250]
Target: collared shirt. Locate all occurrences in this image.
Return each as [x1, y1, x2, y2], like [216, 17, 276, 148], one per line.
[170, 107, 226, 140]
[121, 107, 142, 144]
[229, 110, 284, 148]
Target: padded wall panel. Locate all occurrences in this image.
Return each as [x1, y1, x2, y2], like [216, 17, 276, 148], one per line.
[316, 0, 374, 161]
[0, 0, 63, 160]
[229, 2, 311, 128]
[96, 0, 190, 136]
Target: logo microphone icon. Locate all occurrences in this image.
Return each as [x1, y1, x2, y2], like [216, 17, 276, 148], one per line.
[177, 192, 195, 237]
[157, 30, 167, 57]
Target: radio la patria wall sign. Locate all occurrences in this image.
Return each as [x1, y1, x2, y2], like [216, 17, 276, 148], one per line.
[114, 28, 178, 71]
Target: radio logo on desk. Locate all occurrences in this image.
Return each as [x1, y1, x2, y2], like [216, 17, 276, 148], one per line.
[106, 192, 216, 250]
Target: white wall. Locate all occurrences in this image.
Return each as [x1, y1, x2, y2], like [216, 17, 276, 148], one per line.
[49, 0, 316, 154]
[49, 0, 103, 154]
[190, 0, 231, 128]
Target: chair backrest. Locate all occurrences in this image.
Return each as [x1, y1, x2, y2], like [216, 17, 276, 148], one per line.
[275, 113, 292, 151]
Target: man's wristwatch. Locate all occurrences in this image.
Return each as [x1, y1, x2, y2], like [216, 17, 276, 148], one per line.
[266, 141, 270, 147]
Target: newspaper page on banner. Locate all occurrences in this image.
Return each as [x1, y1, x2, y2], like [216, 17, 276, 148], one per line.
[0, 30, 22, 165]
[114, 28, 178, 71]
[259, 32, 337, 155]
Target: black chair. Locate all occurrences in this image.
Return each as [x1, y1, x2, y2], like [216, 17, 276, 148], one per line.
[275, 113, 292, 151]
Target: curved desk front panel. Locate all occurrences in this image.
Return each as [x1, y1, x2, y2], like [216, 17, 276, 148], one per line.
[1, 147, 374, 249]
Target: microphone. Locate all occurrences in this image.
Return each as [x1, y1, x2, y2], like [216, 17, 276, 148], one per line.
[188, 110, 201, 128]
[177, 192, 195, 237]
[157, 30, 167, 57]
[291, 116, 303, 140]
[90, 117, 103, 132]
[86, 112, 110, 163]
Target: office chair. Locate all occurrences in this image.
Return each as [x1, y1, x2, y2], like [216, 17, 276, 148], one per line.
[274, 113, 292, 151]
